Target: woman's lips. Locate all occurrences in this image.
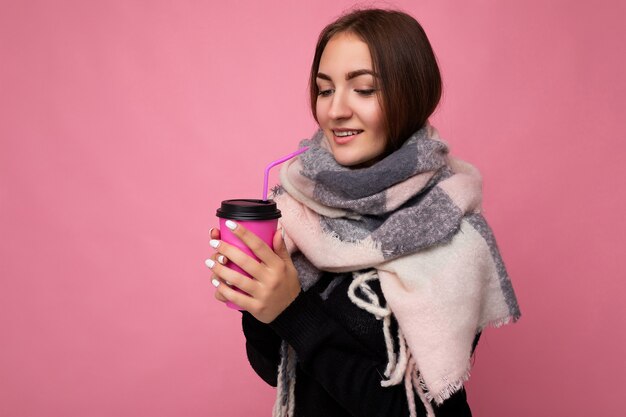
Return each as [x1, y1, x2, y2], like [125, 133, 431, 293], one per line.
[332, 129, 362, 145]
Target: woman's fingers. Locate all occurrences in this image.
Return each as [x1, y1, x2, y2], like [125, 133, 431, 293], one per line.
[208, 227, 231, 303]
[205, 257, 259, 296]
[208, 227, 228, 266]
[220, 220, 281, 268]
[211, 276, 257, 310]
[209, 227, 221, 240]
[208, 252, 228, 265]
[272, 228, 292, 261]
[209, 238, 265, 278]
[213, 283, 228, 302]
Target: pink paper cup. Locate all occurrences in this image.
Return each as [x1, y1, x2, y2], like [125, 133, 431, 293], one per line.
[216, 199, 281, 310]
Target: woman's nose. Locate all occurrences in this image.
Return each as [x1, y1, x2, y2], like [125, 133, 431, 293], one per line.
[328, 91, 352, 120]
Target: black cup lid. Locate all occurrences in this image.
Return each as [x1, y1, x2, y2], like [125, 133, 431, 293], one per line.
[216, 199, 281, 220]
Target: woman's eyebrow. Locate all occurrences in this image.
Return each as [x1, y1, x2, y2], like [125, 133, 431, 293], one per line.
[316, 69, 378, 81]
[346, 69, 378, 80]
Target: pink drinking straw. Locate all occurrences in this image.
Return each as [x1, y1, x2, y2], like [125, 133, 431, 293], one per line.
[263, 147, 310, 200]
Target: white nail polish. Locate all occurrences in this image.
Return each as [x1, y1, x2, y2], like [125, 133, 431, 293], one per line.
[225, 220, 237, 230]
[205, 259, 215, 269]
[217, 255, 226, 264]
[209, 239, 220, 248]
[211, 278, 220, 287]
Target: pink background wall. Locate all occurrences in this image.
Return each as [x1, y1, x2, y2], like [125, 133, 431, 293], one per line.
[1, 1, 624, 416]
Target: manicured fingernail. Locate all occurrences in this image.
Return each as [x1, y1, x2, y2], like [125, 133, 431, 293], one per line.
[205, 259, 215, 269]
[280, 227, 285, 239]
[217, 255, 226, 264]
[209, 227, 214, 236]
[209, 239, 220, 248]
[225, 220, 237, 230]
[211, 278, 220, 287]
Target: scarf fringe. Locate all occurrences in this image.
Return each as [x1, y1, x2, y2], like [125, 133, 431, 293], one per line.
[422, 364, 471, 405]
[273, 342, 296, 417]
[483, 314, 520, 330]
[410, 358, 436, 417]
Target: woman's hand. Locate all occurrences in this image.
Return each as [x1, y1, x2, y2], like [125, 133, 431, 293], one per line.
[206, 222, 301, 323]
[207, 227, 228, 303]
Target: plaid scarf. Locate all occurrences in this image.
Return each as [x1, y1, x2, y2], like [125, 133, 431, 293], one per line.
[272, 125, 521, 416]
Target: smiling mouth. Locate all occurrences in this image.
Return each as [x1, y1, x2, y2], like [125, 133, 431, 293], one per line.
[333, 129, 363, 137]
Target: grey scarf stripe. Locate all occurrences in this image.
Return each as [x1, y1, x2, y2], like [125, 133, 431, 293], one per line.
[466, 213, 521, 317]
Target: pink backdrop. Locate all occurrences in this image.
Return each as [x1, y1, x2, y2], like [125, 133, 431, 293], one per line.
[1, 1, 624, 416]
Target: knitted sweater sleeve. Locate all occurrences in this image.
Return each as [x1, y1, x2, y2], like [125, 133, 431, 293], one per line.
[241, 311, 282, 387]
[268, 290, 414, 417]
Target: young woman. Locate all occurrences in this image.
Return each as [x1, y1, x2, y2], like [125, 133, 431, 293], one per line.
[206, 8, 520, 417]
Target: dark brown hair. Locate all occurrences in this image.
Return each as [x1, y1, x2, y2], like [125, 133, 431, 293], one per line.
[309, 8, 442, 154]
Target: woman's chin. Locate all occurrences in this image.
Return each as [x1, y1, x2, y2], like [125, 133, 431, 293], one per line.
[332, 151, 381, 168]
[332, 154, 365, 167]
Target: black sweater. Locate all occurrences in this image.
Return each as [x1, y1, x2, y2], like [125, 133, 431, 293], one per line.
[241, 272, 474, 417]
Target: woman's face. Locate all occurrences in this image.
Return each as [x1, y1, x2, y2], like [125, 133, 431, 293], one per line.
[315, 32, 387, 167]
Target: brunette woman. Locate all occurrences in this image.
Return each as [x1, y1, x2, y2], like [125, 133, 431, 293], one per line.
[207, 8, 520, 417]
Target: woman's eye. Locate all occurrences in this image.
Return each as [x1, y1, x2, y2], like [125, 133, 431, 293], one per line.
[318, 89, 334, 97]
[355, 89, 377, 96]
